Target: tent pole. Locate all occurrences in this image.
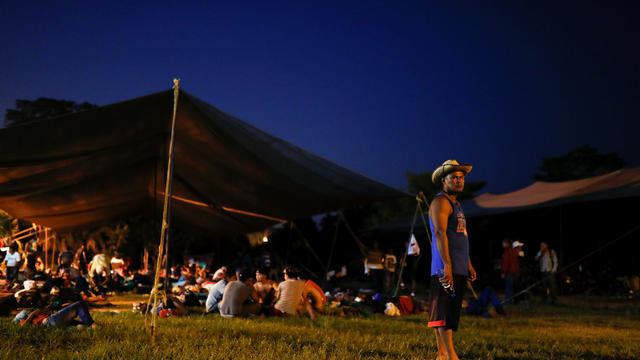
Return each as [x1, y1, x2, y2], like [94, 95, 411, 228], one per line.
[291, 222, 325, 272]
[559, 206, 564, 270]
[162, 129, 171, 293]
[337, 211, 366, 257]
[148, 79, 180, 337]
[325, 215, 340, 276]
[285, 222, 293, 267]
[392, 201, 419, 297]
[51, 234, 56, 274]
[164, 230, 170, 291]
[392, 193, 432, 297]
[44, 228, 48, 272]
[417, 192, 433, 247]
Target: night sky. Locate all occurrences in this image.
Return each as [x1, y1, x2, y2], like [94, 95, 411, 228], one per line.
[2, 1, 638, 195]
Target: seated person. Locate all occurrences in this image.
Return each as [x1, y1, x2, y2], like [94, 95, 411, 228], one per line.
[110, 251, 125, 277]
[206, 274, 228, 313]
[463, 283, 506, 318]
[15, 301, 96, 328]
[88, 254, 110, 291]
[169, 266, 181, 282]
[211, 266, 227, 281]
[218, 270, 260, 318]
[195, 264, 206, 284]
[272, 267, 306, 317]
[302, 278, 326, 315]
[254, 267, 278, 306]
[156, 294, 188, 317]
[56, 252, 74, 275]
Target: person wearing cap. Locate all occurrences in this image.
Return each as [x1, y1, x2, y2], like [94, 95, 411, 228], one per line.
[428, 160, 476, 360]
[501, 239, 519, 303]
[512, 240, 525, 258]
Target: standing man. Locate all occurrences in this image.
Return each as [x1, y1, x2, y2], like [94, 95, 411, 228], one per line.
[535, 242, 558, 304]
[4, 243, 21, 287]
[428, 160, 476, 360]
[501, 239, 519, 303]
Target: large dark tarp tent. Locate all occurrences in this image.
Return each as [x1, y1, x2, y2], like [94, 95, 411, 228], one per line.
[0, 90, 409, 235]
[468, 168, 640, 216]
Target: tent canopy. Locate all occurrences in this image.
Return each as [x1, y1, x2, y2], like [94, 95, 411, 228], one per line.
[468, 168, 640, 216]
[0, 90, 409, 235]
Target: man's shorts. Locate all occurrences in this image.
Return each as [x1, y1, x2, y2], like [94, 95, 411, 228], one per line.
[428, 274, 467, 331]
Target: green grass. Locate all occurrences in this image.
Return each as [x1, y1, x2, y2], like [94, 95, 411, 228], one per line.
[1, 296, 638, 359]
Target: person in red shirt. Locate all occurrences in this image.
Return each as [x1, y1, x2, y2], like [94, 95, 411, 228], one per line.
[501, 239, 520, 303]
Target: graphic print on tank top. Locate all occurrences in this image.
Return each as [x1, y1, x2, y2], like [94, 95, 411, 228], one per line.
[456, 212, 467, 237]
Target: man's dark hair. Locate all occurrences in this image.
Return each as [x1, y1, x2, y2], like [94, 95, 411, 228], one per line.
[283, 266, 298, 279]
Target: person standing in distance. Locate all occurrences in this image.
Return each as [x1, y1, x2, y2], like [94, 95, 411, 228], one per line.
[428, 160, 477, 360]
[535, 242, 558, 304]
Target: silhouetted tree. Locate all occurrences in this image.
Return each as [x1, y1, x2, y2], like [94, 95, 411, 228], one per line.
[406, 170, 486, 202]
[363, 170, 486, 229]
[0, 209, 18, 238]
[4, 98, 97, 127]
[534, 145, 626, 182]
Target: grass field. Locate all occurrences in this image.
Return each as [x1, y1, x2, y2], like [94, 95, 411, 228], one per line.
[1, 295, 638, 360]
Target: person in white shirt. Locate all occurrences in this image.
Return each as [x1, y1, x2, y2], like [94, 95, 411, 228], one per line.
[110, 251, 125, 277]
[4, 244, 21, 285]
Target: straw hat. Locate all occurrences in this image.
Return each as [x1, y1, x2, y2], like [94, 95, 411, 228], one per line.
[431, 160, 472, 184]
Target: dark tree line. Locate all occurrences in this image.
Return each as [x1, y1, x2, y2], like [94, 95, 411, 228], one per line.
[4, 98, 97, 127]
[534, 144, 625, 182]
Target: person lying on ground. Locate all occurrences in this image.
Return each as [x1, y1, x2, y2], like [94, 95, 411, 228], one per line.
[462, 282, 505, 318]
[15, 300, 97, 328]
[218, 270, 260, 318]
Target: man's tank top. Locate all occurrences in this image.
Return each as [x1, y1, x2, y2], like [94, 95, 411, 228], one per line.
[429, 192, 469, 276]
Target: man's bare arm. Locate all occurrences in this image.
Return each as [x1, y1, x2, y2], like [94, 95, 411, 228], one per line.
[430, 196, 453, 286]
[468, 259, 476, 282]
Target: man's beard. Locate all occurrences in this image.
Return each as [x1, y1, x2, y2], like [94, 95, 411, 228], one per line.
[443, 188, 463, 196]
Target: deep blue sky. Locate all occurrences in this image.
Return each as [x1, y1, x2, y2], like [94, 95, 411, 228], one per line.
[2, 1, 638, 194]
